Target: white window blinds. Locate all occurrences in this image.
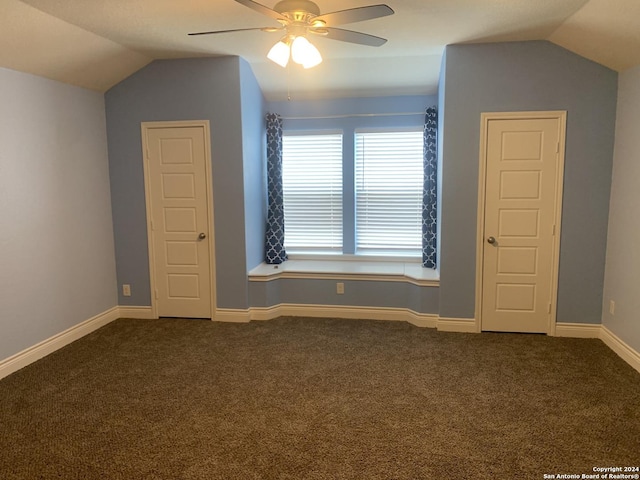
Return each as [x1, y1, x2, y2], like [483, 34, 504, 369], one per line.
[355, 131, 423, 255]
[282, 134, 343, 252]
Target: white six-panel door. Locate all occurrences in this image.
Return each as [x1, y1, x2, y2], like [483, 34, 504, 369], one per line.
[477, 112, 566, 333]
[143, 123, 214, 318]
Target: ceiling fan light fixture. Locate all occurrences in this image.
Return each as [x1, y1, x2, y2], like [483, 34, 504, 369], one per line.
[291, 35, 322, 68]
[302, 46, 322, 68]
[192, 1, 393, 70]
[267, 39, 291, 67]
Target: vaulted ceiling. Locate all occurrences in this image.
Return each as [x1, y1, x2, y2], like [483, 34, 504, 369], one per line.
[2, 0, 639, 100]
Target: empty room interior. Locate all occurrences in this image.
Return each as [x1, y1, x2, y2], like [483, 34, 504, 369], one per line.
[1, 0, 639, 478]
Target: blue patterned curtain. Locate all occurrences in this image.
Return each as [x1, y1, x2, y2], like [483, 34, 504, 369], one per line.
[265, 113, 288, 264]
[422, 107, 438, 268]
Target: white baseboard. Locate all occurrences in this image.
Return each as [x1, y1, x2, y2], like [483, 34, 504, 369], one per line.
[214, 308, 251, 323]
[217, 304, 441, 329]
[555, 322, 640, 374]
[258, 304, 438, 326]
[555, 322, 602, 338]
[247, 305, 282, 322]
[407, 311, 439, 328]
[0, 306, 120, 380]
[600, 325, 640, 374]
[437, 317, 478, 333]
[118, 306, 156, 319]
[121, 304, 472, 335]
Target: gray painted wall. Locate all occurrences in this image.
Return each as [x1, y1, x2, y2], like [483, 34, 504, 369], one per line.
[240, 59, 267, 273]
[439, 41, 617, 323]
[250, 280, 439, 314]
[103, 44, 617, 324]
[0, 67, 117, 361]
[105, 57, 261, 310]
[436, 51, 446, 273]
[602, 65, 640, 352]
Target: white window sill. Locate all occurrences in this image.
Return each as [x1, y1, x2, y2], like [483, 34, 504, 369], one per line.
[249, 260, 439, 286]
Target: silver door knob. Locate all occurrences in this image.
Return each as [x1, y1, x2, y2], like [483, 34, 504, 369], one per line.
[487, 236, 496, 244]
[198, 232, 207, 240]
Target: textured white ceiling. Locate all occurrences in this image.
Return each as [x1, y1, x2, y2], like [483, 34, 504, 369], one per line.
[549, 0, 640, 71]
[3, 0, 639, 99]
[0, 0, 150, 92]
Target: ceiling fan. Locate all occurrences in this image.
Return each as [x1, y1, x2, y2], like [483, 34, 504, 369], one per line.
[189, 0, 394, 68]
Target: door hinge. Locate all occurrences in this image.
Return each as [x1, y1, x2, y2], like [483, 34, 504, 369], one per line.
[155, 289, 159, 300]
[548, 303, 551, 314]
[552, 224, 556, 236]
[556, 142, 559, 153]
[150, 219, 154, 231]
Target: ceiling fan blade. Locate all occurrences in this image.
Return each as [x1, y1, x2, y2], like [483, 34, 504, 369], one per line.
[317, 27, 387, 47]
[314, 5, 394, 26]
[234, 0, 285, 21]
[188, 27, 282, 36]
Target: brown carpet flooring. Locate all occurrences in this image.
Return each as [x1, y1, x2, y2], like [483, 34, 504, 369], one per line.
[0, 317, 639, 479]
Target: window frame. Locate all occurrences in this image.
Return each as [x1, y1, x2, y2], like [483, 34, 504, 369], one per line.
[281, 118, 427, 264]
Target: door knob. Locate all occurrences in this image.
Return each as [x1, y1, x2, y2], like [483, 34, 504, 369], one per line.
[487, 236, 496, 244]
[198, 232, 207, 240]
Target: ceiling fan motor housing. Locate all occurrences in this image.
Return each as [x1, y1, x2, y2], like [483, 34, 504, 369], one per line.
[274, 0, 321, 18]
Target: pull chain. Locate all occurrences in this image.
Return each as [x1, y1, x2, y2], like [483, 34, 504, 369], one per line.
[287, 61, 291, 101]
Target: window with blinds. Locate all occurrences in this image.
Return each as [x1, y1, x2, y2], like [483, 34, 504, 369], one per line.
[282, 133, 343, 252]
[355, 130, 423, 255]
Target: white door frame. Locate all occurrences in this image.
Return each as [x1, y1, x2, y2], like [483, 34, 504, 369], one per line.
[474, 111, 567, 335]
[140, 120, 217, 319]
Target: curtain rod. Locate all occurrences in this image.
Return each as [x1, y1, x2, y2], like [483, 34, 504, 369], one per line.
[279, 111, 426, 120]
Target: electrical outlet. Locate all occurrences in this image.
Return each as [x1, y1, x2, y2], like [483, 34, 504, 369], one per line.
[336, 282, 344, 295]
[123, 284, 131, 297]
[609, 300, 615, 315]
